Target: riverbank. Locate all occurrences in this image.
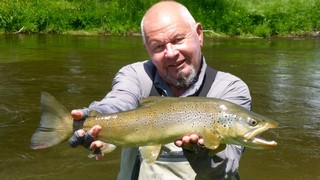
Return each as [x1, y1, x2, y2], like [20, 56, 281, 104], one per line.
[0, 0, 319, 38]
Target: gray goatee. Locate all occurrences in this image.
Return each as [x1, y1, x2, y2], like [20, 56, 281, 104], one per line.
[167, 65, 197, 88]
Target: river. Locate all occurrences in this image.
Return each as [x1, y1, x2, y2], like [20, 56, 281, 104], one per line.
[0, 34, 319, 179]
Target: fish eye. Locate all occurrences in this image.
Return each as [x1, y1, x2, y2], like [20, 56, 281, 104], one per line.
[248, 118, 258, 126]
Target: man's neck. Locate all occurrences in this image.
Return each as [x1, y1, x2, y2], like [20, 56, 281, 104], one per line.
[170, 85, 187, 97]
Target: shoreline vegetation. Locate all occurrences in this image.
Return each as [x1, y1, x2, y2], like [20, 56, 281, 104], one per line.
[0, 0, 319, 38]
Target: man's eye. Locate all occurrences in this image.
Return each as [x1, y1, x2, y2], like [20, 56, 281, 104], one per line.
[153, 45, 164, 52]
[173, 37, 184, 44]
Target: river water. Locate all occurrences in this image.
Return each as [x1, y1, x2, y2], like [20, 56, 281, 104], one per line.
[0, 35, 319, 179]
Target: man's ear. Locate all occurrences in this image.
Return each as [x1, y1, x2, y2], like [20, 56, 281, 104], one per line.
[196, 23, 203, 46]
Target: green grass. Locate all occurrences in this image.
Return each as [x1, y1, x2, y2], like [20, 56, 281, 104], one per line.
[0, 0, 319, 37]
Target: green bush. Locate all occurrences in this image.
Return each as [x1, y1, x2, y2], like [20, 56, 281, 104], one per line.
[0, 0, 319, 37]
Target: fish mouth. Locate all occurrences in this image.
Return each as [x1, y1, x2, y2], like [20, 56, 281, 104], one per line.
[244, 122, 278, 149]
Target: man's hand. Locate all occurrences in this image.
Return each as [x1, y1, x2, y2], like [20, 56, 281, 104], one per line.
[175, 133, 226, 155]
[174, 134, 204, 148]
[69, 109, 106, 160]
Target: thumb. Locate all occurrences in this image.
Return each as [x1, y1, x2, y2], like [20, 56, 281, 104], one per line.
[71, 109, 84, 120]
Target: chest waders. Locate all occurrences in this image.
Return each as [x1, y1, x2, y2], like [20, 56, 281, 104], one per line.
[130, 66, 218, 180]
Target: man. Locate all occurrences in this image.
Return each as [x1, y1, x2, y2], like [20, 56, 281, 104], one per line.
[70, 1, 251, 179]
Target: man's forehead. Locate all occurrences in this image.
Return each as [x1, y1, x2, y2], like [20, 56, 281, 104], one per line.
[145, 13, 179, 26]
[162, 15, 171, 24]
[144, 15, 189, 33]
[144, 22, 190, 43]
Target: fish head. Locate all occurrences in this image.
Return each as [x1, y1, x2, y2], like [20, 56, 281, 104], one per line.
[216, 103, 278, 149]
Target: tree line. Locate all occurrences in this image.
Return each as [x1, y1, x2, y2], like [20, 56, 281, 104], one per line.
[0, 0, 319, 37]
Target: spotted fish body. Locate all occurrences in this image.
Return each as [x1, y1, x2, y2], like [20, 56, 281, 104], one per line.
[30, 93, 278, 163]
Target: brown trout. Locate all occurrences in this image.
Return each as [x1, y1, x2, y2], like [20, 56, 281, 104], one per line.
[30, 92, 277, 163]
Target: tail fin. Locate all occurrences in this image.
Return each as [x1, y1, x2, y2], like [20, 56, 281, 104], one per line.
[30, 92, 73, 150]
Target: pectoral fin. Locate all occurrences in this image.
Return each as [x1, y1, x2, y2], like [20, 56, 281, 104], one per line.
[101, 143, 117, 154]
[202, 129, 222, 150]
[140, 145, 162, 164]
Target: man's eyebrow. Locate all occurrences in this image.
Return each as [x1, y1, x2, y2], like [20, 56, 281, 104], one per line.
[169, 33, 187, 40]
[148, 39, 163, 46]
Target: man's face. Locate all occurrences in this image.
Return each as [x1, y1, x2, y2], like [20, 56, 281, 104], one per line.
[143, 15, 203, 87]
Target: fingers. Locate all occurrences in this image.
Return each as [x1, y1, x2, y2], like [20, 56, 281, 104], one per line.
[89, 125, 102, 137]
[89, 141, 118, 160]
[175, 134, 204, 148]
[198, 138, 204, 146]
[87, 126, 105, 160]
[175, 139, 183, 147]
[68, 125, 106, 160]
[71, 109, 85, 120]
[185, 134, 200, 144]
[82, 125, 101, 149]
[68, 129, 86, 148]
[71, 109, 86, 131]
[90, 141, 104, 160]
[70, 109, 108, 160]
[68, 125, 102, 149]
[90, 140, 104, 149]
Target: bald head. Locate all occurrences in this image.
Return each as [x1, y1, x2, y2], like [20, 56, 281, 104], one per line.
[139, 1, 204, 89]
[141, 1, 196, 44]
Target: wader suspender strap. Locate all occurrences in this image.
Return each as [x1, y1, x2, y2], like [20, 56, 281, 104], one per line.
[130, 66, 218, 180]
[189, 66, 218, 97]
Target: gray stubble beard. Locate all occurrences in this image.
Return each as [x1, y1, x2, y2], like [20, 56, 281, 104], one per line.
[167, 65, 197, 88]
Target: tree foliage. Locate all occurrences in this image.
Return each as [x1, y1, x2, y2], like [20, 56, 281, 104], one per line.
[0, 0, 319, 37]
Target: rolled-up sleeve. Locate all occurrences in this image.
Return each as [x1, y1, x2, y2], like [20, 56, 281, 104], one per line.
[84, 61, 154, 114]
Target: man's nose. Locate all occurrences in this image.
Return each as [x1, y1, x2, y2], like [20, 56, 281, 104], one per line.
[164, 43, 178, 59]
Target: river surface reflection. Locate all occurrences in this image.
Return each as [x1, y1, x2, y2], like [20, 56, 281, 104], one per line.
[0, 35, 319, 179]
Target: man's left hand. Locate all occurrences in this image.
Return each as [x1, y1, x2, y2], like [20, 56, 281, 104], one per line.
[174, 134, 204, 148]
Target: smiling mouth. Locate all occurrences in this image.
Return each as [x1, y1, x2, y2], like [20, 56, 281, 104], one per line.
[167, 60, 185, 69]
